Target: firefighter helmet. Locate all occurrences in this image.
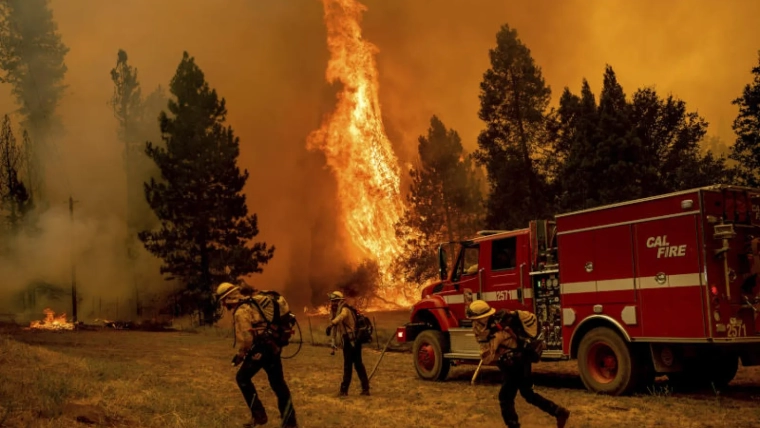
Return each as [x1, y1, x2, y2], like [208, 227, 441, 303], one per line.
[216, 282, 240, 301]
[467, 300, 495, 320]
[328, 291, 345, 301]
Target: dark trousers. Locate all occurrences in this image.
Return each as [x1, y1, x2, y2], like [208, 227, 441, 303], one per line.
[498, 359, 561, 428]
[341, 336, 370, 392]
[236, 343, 297, 427]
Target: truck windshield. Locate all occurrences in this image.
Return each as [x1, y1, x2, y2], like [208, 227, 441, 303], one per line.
[453, 245, 479, 281]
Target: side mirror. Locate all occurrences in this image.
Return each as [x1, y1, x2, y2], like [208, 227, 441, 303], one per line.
[438, 244, 448, 281]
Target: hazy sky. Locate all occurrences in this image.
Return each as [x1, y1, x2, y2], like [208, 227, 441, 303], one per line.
[1, 0, 758, 299]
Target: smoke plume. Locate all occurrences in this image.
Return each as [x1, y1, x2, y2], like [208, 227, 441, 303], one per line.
[0, 0, 758, 315]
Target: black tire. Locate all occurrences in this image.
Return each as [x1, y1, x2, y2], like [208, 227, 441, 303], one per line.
[710, 354, 739, 387]
[577, 327, 639, 395]
[412, 330, 451, 381]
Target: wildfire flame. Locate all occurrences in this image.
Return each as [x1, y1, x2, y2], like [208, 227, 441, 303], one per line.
[28, 308, 75, 331]
[308, 0, 405, 292]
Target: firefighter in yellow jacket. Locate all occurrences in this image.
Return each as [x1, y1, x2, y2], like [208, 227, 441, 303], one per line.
[326, 291, 370, 396]
[217, 282, 298, 428]
[467, 300, 570, 428]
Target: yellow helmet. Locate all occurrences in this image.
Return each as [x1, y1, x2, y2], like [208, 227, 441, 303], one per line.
[466, 300, 495, 320]
[216, 282, 240, 301]
[328, 291, 345, 301]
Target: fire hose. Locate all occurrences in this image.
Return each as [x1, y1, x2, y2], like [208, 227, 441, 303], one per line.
[368, 333, 396, 381]
[471, 359, 484, 385]
[281, 317, 303, 360]
[234, 318, 304, 364]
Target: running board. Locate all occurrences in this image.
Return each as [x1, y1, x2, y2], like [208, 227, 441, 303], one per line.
[540, 350, 568, 360]
[444, 352, 480, 360]
[445, 350, 568, 361]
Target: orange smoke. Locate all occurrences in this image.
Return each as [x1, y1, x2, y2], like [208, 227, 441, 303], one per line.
[308, 0, 405, 285]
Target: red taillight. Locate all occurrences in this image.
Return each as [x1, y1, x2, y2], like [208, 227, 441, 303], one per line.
[395, 327, 406, 343]
[711, 286, 719, 296]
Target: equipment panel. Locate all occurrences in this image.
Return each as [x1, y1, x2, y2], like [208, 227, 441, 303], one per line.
[533, 273, 562, 350]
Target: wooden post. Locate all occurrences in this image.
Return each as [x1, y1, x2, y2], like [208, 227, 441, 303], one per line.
[307, 316, 314, 345]
[373, 316, 380, 350]
[69, 196, 79, 323]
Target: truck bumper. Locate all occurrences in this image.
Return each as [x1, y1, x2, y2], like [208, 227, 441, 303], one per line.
[395, 323, 432, 344]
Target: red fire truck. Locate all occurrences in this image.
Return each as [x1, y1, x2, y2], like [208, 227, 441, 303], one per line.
[394, 185, 760, 395]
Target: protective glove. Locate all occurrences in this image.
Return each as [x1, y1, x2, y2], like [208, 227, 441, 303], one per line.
[325, 325, 332, 336]
[231, 354, 244, 367]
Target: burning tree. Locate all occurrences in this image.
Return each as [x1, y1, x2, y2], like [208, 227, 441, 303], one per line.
[308, 0, 407, 303]
[139, 52, 274, 324]
[394, 115, 484, 285]
[334, 259, 382, 309]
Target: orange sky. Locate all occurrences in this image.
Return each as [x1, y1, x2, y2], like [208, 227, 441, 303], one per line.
[1, 0, 759, 299]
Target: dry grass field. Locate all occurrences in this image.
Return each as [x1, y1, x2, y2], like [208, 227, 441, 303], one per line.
[1, 311, 760, 428]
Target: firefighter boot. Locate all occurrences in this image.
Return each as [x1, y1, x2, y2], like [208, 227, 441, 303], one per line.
[556, 407, 570, 428]
[360, 389, 370, 396]
[242, 412, 268, 428]
[338, 385, 349, 397]
[243, 402, 268, 427]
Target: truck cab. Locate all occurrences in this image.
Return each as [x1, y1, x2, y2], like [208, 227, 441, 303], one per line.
[396, 221, 562, 381]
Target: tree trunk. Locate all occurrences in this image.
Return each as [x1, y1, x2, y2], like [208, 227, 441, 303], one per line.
[199, 239, 214, 325]
[511, 76, 541, 221]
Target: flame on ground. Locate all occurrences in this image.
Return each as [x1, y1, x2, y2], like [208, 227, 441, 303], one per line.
[308, 0, 405, 296]
[28, 308, 75, 331]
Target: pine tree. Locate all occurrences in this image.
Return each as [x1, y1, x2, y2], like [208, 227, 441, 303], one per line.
[551, 66, 731, 213]
[109, 51, 167, 245]
[729, 52, 760, 186]
[109, 49, 168, 317]
[549, 80, 602, 211]
[0, 0, 68, 203]
[475, 24, 552, 229]
[394, 115, 483, 284]
[630, 86, 730, 192]
[594, 66, 643, 203]
[110, 50, 142, 244]
[139, 52, 274, 323]
[0, 115, 31, 233]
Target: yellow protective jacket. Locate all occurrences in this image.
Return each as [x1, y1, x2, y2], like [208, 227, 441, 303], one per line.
[329, 302, 356, 347]
[231, 292, 279, 358]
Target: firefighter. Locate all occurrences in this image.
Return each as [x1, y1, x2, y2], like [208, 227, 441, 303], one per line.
[326, 290, 370, 396]
[216, 282, 298, 428]
[466, 300, 570, 428]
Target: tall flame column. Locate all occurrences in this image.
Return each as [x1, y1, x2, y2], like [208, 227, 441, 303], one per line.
[308, 0, 404, 284]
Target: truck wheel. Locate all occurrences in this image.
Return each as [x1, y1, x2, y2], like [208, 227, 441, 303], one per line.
[577, 327, 638, 395]
[412, 330, 450, 381]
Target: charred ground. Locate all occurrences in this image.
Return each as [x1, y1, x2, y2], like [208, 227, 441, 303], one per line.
[1, 311, 760, 428]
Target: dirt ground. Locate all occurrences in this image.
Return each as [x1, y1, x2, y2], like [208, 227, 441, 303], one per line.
[2, 312, 760, 428]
